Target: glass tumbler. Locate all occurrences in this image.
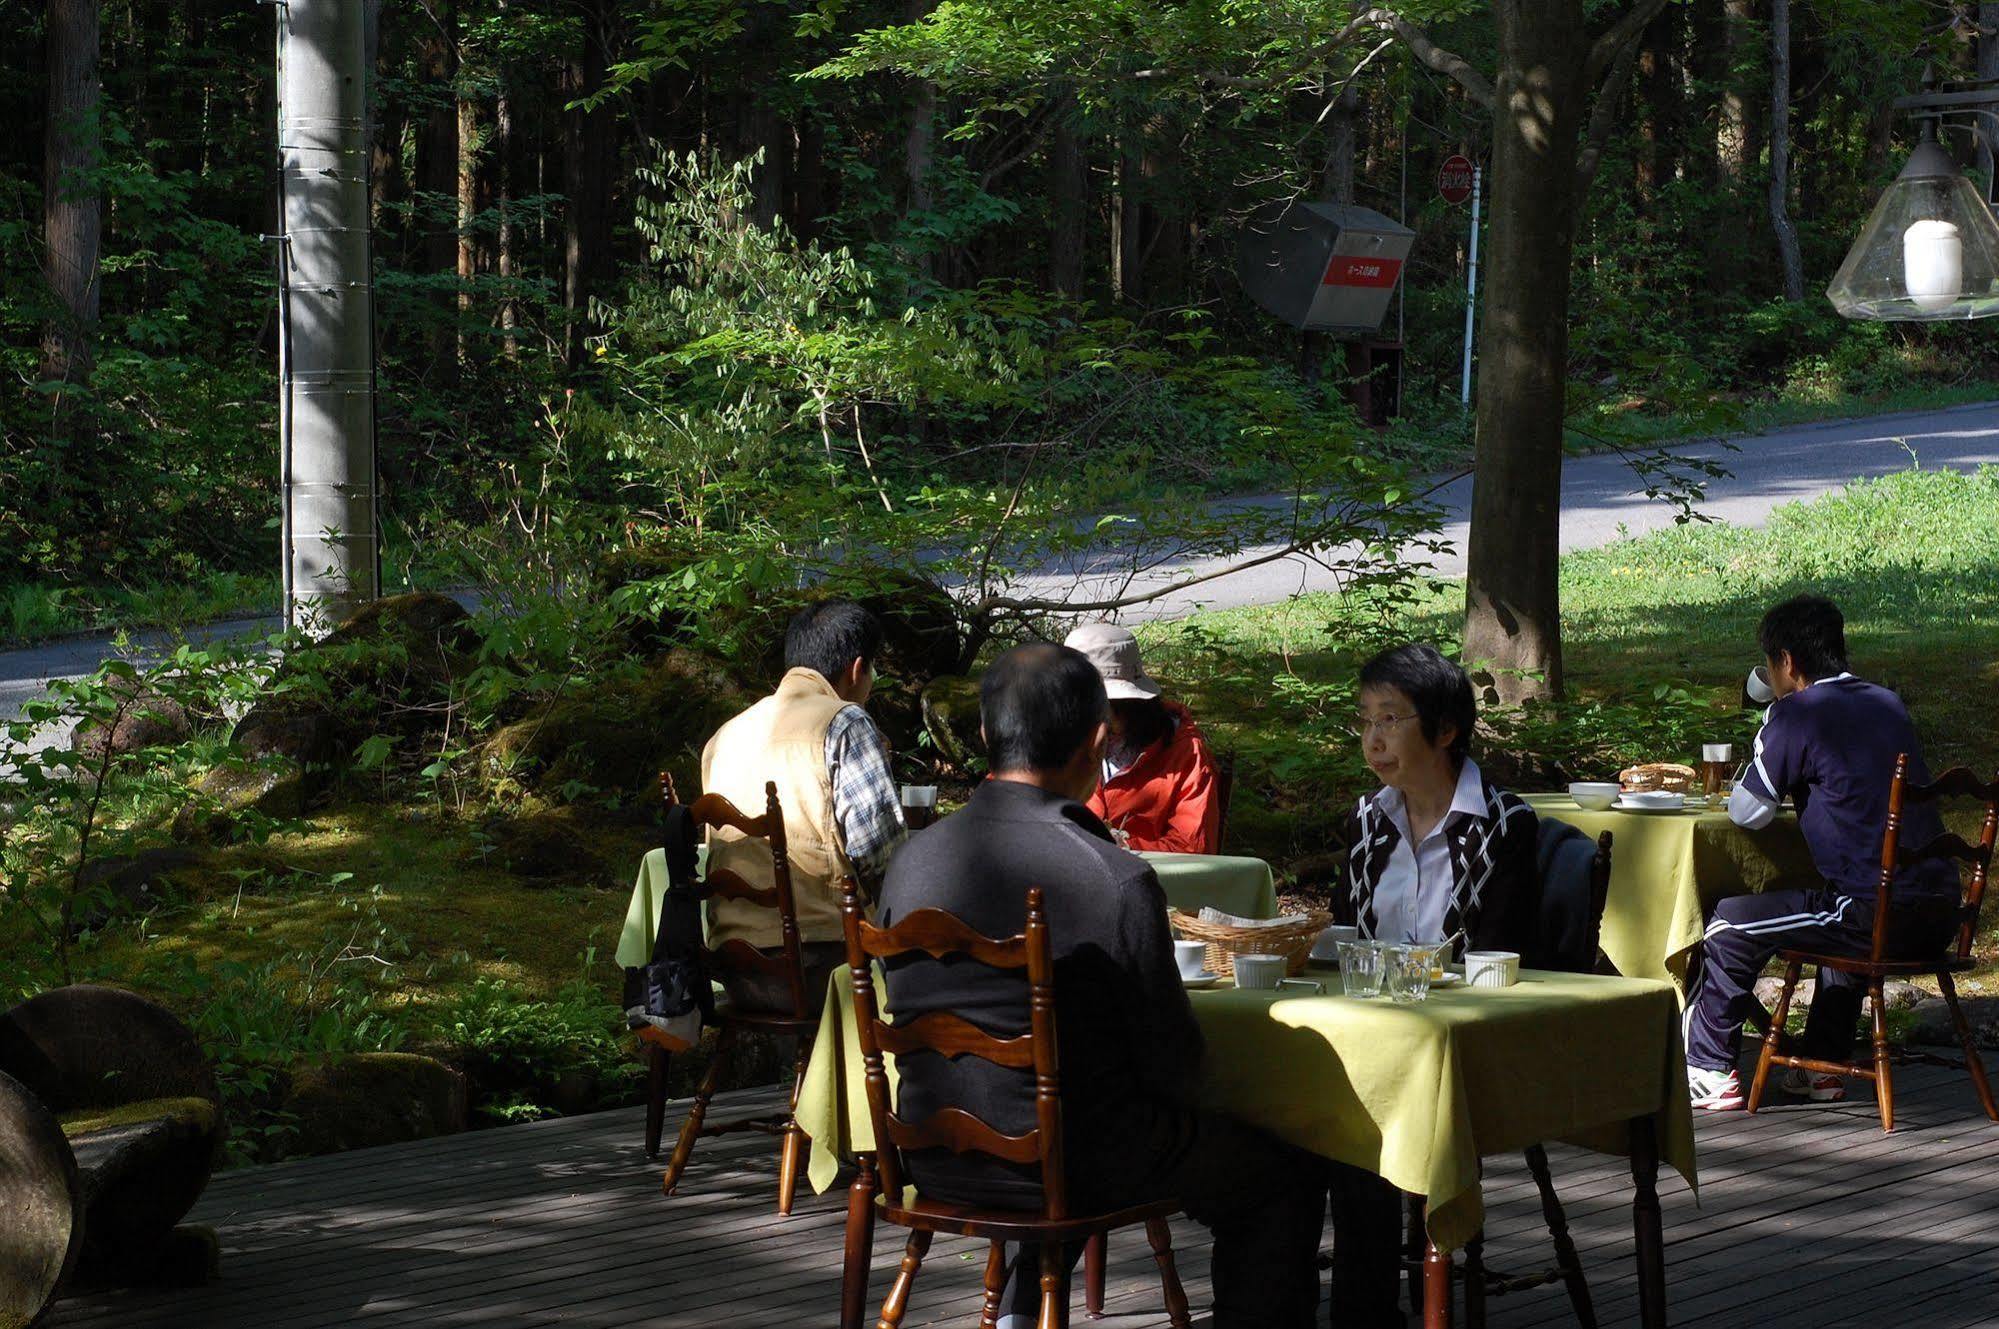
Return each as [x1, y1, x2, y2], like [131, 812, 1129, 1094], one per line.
[1384, 945, 1435, 1004]
[1338, 940, 1385, 998]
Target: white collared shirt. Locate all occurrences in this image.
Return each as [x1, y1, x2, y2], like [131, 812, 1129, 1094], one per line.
[1372, 758, 1489, 944]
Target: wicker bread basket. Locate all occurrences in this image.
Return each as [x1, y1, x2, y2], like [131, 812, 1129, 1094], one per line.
[1167, 908, 1333, 978]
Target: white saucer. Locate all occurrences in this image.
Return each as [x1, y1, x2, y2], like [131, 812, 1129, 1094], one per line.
[1429, 973, 1464, 989]
[1181, 972, 1224, 989]
[1615, 792, 1686, 813]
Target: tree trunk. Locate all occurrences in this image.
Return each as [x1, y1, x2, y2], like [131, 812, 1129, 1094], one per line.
[1717, 0, 1757, 187]
[562, 0, 616, 365]
[367, 1, 407, 259]
[1324, 83, 1359, 205]
[1979, 4, 1999, 199]
[1768, 0, 1804, 301]
[1635, 6, 1680, 204]
[41, 0, 102, 426]
[456, 88, 479, 364]
[1047, 94, 1086, 298]
[1113, 134, 1143, 303]
[495, 60, 517, 359]
[417, 0, 459, 370]
[902, 0, 936, 278]
[1686, 0, 1722, 190]
[1461, 0, 1590, 702]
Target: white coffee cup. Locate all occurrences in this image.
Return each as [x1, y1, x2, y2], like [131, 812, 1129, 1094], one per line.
[1234, 954, 1287, 990]
[1746, 665, 1776, 706]
[1312, 924, 1359, 961]
[1173, 939, 1209, 980]
[1464, 950, 1521, 989]
[899, 785, 938, 808]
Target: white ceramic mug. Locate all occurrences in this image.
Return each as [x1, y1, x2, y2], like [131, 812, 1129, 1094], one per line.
[1312, 924, 1359, 961]
[1234, 954, 1287, 990]
[1173, 939, 1209, 980]
[1464, 950, 1521, 989]
[1746, 665, 1776, 706]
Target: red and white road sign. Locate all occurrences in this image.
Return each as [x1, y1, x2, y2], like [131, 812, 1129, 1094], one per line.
[1438, 154, 1475, 205]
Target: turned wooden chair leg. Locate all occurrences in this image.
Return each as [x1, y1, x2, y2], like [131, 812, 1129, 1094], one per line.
[777, 1038, 810, 1216]
[1748, 960, 1803, 1114]
[1872, 978, 1896, 1133]
[1038, 1241, 1070, 1329]
[1082, 1232, 1105, 1318]
[1940, 970, 1999, 1121]
[980, 1241, 1009, 1329]
[1145, 1218, 1192, 1329]
[1422, 1235, 1453, 1329]
[878, 1230, 932, 1329]
[1524, 1143, 1596, 1329]
[840, 1159, 878, 1329]
[643, 1042, 669, 1160]
[662, 1025, 734, 1196]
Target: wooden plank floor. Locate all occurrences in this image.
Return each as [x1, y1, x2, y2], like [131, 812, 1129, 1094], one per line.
[42, 1062, 1999, 1328]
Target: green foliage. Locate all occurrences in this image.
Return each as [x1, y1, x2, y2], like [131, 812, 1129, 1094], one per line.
[432, 965, 641, 1122]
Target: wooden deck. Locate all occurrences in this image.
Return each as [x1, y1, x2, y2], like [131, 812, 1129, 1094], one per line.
[43, 1062, 1999, 1329]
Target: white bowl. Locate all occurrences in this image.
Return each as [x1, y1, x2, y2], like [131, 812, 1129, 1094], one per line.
[1618, 790, 1685, 811]
[1465, 950, 1521, 988]
[1568, 781, 1620, 811]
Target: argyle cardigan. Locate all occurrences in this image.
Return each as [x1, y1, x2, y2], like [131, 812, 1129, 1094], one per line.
[1332, 778, 1538, 959]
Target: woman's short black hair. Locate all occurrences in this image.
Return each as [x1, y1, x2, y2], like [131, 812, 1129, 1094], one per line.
[981, 643, 1108, 773]
[1357, 643, 1476, 762]
[1758, 594, 1848, 681]
[784, 601, 884, 683]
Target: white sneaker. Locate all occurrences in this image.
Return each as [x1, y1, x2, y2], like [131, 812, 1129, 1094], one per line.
[1688, 1066, 1746, 1111]
[1781, 1068, 1846, 1102]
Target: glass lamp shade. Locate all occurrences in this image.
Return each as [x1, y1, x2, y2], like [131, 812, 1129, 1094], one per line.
[1827, 139, 1999, 321]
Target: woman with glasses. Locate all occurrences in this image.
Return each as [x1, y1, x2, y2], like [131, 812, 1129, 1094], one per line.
[1327, 644, 1540, 1327]
[1334, 643, 1537, 960]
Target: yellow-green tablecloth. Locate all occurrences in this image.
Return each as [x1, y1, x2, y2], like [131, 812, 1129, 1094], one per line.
[1142, 851, 1278, 920]
[613, 847, 1275, 969]
[1523, 793, 1820, 992]
[795, 966, 1695, 1253]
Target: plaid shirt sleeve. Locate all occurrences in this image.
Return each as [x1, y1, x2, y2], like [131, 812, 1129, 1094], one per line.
[826, 705, 906, 886]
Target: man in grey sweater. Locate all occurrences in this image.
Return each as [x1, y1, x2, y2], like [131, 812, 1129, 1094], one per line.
[879, 642, 1329, 1329]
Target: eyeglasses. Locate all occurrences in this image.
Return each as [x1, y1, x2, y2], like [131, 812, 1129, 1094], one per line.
[1348, 713, 1418, 740]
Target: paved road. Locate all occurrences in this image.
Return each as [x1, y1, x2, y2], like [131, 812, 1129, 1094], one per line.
[999, 399, 1999, 621]
[6, 400, 1998, 728]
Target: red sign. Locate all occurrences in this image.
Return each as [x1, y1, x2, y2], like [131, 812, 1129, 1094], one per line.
[1438, 153, 1475, 205]
[1321, 255, 1404, 289]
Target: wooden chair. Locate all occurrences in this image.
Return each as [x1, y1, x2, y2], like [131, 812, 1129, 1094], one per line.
[1387, 826, 1614, 1329]
[1212, 747, 1237, 854]
[837, 881, 1192, 1329]
[1747, 756, 1999, 1133]
[642, 778, 820, 1215]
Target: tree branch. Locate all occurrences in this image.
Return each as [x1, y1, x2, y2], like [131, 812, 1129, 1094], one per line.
[1357, 8, 1494, 110]
[1575, 26, 1646, 196]
[1585, 0, 1671, 88]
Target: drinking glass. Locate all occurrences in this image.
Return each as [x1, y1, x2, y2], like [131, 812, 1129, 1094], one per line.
[1384, 945, 1435, 1004]
[1701, 744, 1734, 800]
[1338, 940, 1385, 998]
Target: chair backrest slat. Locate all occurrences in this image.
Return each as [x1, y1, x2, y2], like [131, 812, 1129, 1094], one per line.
[1895, 832, 1992, 870]
[840, 881, 1067, 1219]
[873, 1012, 1036, 1068]
[854, 909, 1031, 971]
[881, 1106, 1042, 1164]
[702, 868, 783, 911]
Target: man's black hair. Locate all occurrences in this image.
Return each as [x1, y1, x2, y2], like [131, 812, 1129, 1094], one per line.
[981, 643, 1108, 773]
[784, 601, 884, 683]
[1758, 594, 1848, 681]
[1357, 643, 1476, 763]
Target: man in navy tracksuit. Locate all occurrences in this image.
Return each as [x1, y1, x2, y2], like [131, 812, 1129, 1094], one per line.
[1684, 595, 1961, 1111]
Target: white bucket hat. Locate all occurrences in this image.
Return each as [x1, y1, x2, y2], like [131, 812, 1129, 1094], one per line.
[1062, 623, 1162, 701]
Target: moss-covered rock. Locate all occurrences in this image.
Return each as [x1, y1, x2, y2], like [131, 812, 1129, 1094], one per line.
[919, 673, 984, 774]
[73, 847, 208, 930]
[481, 648, 753, 803]
[281, 1052, 467, 1156]
[70, 679, 193, 765]
[174, 756, 310, 841]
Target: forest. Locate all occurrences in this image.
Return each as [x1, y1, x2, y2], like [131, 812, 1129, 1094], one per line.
[5, 0, 1999, 657]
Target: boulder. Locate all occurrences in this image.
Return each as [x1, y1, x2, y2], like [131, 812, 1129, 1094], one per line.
[474, 810, 609, 884]
[0, 1069, 79, 1329]
[1751, 976, 1932, 1019]
[481, 648, 752, 802]
[919, 674, 984, 774]
[72, 847, 207, 931]
[70, 679, 193, 765]
[1905, 995, 1999, 1050]
[281, 1052, 467, 1156]
[175, 756, 311, 841]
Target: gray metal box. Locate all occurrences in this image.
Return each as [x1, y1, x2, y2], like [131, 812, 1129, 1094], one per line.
[1237, 201, 1415, 332]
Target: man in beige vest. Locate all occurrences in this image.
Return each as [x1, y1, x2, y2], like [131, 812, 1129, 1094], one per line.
[700, 602, 906, 1012]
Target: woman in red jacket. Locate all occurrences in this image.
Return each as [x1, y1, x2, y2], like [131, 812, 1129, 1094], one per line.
[1063, 623, 1222, 854]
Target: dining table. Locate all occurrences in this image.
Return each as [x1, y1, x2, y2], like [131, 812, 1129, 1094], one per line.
[1524, 791, 1821, 993]
[799, 963, 1696, 1329]
[613, 846, 1278, 969]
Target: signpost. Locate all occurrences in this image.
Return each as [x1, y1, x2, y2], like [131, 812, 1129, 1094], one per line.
[1440, 154, 1481, 406]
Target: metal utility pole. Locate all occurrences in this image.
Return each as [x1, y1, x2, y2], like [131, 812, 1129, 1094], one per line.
[276, 0, 379, 633]
[1460, 163, 1482, 406]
